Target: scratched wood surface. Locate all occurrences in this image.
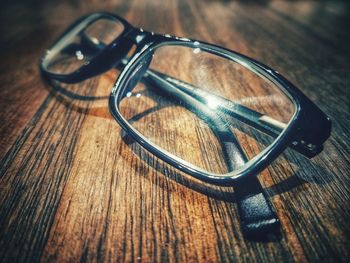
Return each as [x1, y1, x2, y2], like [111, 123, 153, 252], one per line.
[0, 0, 349, 262]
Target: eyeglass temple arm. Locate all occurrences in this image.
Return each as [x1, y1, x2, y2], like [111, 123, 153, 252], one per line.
[78, 32, 321, 157]
[148, 71, 286, 133]
[141, 71, 280, 237]
[143, 70, 323, 158]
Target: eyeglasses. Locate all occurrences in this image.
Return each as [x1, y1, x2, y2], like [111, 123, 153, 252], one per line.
[40, 12, 331, 237]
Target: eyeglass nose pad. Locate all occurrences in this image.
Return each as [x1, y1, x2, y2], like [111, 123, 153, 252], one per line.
[121, 51, 154, 97]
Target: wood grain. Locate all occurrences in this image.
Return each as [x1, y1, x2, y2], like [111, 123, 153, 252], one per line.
[0, 0, 349, 262]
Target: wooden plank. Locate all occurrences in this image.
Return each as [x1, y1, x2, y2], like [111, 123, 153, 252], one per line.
[0, 0, 349, 262]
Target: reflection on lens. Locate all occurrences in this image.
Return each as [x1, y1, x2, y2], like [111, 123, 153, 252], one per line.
[42, 16, 124, 75]
[118, 44, 295, 175]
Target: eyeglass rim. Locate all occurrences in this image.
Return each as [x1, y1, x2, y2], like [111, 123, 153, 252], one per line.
[109, 36, 328, 185]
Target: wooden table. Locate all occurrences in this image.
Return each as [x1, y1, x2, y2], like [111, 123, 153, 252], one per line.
[0, 0, 349, 262]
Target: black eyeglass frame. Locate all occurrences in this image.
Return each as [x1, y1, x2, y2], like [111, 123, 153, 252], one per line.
[40, 12, 331, 186]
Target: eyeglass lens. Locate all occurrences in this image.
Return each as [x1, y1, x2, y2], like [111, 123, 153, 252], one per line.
[118, 45, 296, 174]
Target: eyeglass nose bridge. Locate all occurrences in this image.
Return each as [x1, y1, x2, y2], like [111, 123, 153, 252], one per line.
[119, 49, 153, 99]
